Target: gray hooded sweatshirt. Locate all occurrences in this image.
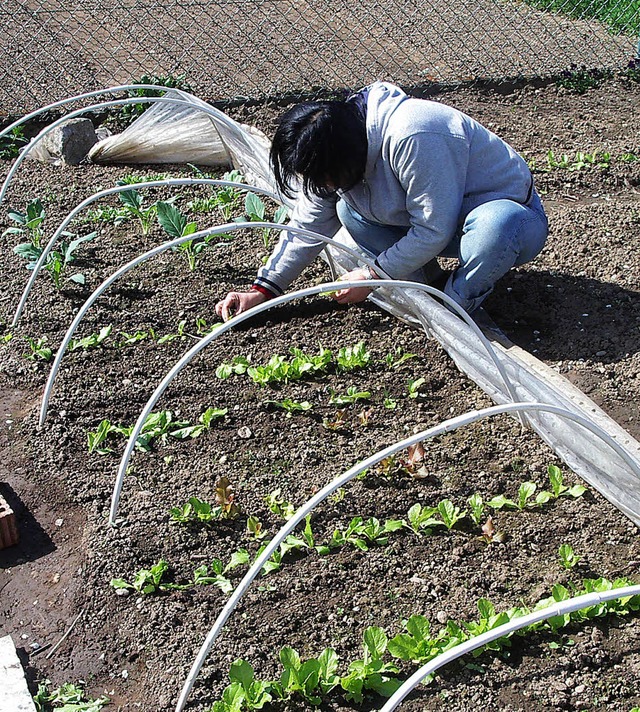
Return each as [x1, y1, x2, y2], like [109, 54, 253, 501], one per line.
[254, 81, 533, 296]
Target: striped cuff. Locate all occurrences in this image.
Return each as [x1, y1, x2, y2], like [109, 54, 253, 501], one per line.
[252, 276, 284, 297]
[251, 284, 277, 299]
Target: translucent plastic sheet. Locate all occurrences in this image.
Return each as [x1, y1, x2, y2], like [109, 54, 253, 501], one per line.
[87, 91, 272, 191]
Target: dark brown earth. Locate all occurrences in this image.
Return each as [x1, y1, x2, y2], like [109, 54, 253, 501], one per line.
[1, 75, 640, 712]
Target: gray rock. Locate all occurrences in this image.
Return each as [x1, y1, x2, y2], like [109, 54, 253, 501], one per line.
[39, 118, 98, 165]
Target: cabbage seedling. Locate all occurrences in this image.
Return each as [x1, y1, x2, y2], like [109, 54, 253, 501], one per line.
[156, 201, 202, 271]
[116, 184, 157, 235]
[4, 198, 45, 247]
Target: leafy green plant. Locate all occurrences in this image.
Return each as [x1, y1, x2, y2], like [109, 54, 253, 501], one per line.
[248, 347, 332, 385]
[383, 346, 417, 369]
[555, 65, 611, 94]
[120, 73, 193, 122]
[407, 376, 426, 399]
[0, 126, 27, 160]
[437, 499, 466, 529]
[4, 198, 45, 247]
[33, 679, 109, 711]
[328, 386, 370, 406]
[264, 398, 313, 415]
[87, 407, 224, 454]
[69, 325, 112, 352]
[340, 627, 401, 703]
[336, 341, 371, 371]
[169, 406, 227, 439]
[156, 200, 206, 270]
[170, 496, 221, 524]
[240, 192, 288, 250]
[467, 493, 485, 525]
[116, 183, 158, 234]
[547, 464, 587, 499]
[24, 336, 53, 362]
[265, 488, 296, 520]
[558, 543, 582, 569]
[216, 355, 251, 379]
[110, 559, 179, 594]
[213, 659, 272, 711]
[329, 516, 403, 551]
[247, 515, 268, 540]
[322, 409, 348, 431]
[404, 503, 441, 535]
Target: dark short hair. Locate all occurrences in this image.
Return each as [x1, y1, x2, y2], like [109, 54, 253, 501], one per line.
[270, 101, 367, 199]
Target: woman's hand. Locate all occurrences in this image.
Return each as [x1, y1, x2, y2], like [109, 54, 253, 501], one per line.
[331, 267, 377, 305]
[215, 290, 268, 321]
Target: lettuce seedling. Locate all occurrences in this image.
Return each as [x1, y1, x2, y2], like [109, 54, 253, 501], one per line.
[383, 346, 417, 369]
[548, 464, 587, 499]
[192, 561, 233, 593]
[407, 376, 426, 399]
[405, 503, 440, 535]
[480, 515, 506, 544]
[169, 406, 227, 439]
[388, 615, 439, 663]
[558, 543, 582, 569]
[216, 355, 251, 379]
[215, 476, 240, 518]
[110, 559, 179, 595]
[265, 488, 295, 520]
[322, 409, 347, 431]
[227, 659, 272, 710]
[169, 496, 220, 524]
[264, 398, 313, 415]
[467, 493, 485, 525]
[438, 499, 466, 529]
[336, 341, 371, 371]
[272, 647, 323, 703]
[329, 516, 400, 551]
[69, 325, 112, 352]
[340, 627, 400, 703]
[118, 330, 149, 346]
[328, 386, 371, 406]
[247, 515, 268, 539]
[24, 336, 53, 362]
[33, 680, 109, 712]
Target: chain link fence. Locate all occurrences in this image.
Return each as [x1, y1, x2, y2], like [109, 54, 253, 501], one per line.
[1, 0, 639, 116]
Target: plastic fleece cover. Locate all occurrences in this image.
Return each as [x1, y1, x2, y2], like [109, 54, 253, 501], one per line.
[89, 93, 640, 526]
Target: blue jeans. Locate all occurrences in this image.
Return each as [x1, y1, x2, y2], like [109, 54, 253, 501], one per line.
[336, 193, 548, 312]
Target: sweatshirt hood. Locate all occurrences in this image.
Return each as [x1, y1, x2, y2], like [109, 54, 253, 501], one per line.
[364, 82, 409, 169]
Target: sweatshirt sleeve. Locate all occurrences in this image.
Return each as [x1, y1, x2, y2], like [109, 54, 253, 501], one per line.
[253, 191, 342, 296]
[374, 131, 469, 279]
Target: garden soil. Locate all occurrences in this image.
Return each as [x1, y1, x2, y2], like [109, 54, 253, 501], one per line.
[1, 76, 640, 712]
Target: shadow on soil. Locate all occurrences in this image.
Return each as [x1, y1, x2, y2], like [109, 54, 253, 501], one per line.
[487, 269, 640, 364]
[0, 482, 55, 567]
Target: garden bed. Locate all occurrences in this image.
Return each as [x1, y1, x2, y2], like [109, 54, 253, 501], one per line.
[1, 75, 640, 711]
